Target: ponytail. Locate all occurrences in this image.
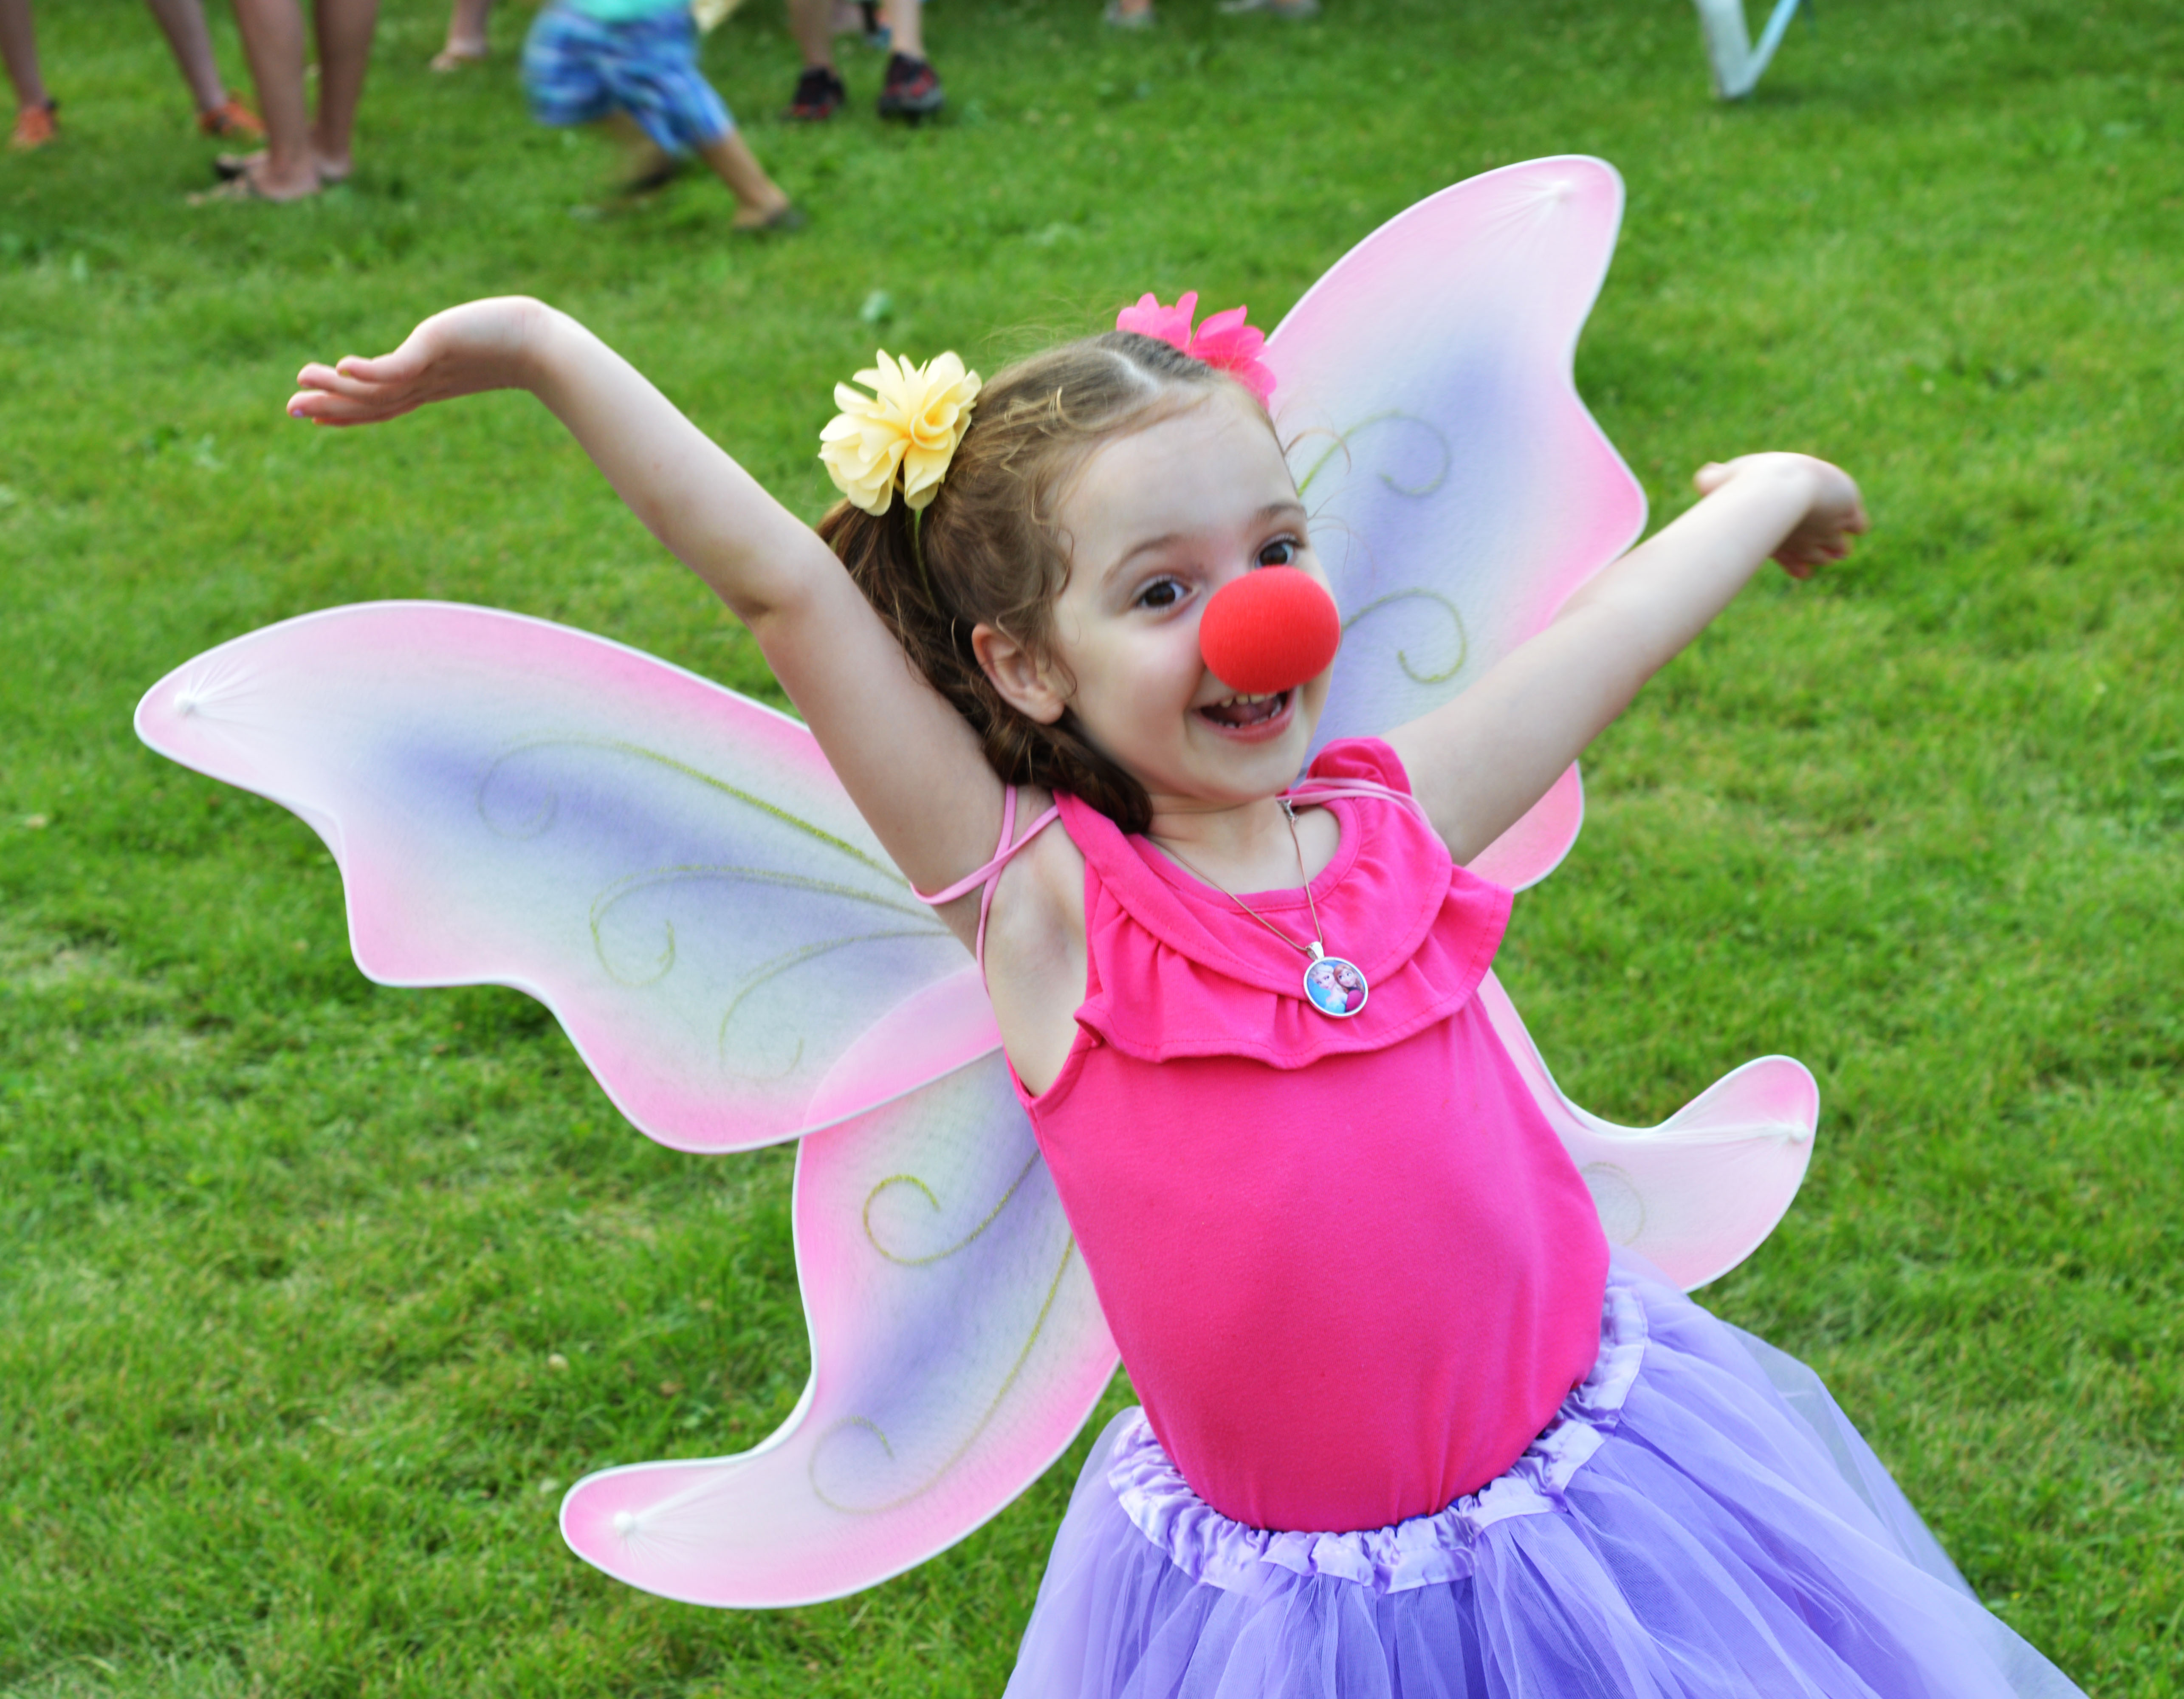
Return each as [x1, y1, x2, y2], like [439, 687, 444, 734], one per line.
[819, 495, 1158, 833]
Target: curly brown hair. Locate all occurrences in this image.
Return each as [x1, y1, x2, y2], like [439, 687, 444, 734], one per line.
[819, 330, 1269, 834]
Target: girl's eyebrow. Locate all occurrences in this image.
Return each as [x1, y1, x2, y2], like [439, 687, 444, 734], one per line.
[1100, 500, 1309, 587]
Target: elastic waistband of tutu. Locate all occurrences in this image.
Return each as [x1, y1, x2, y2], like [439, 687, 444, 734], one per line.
[1107, 1273, 1648, 1595]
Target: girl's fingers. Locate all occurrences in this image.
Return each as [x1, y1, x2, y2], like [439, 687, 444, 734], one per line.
[288, 393, 415, 426]
[296, 361, 358, 395]
[333, 343, 434, 387]
[296, 362, 393, 402]
[333, 355, 413, 388]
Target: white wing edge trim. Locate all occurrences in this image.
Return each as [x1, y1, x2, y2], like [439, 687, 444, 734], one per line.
[1476, 971, 1819, 1291]
[1270, 153, 1651, 626]
[559, 1047, 1119, 1608]
[133, 598, 990, 1154]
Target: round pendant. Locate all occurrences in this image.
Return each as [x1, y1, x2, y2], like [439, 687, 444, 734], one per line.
[1302, 954, 1369, 1019]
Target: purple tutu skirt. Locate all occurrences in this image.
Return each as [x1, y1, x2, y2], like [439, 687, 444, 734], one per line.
[1005, 1256, 2082, 1699]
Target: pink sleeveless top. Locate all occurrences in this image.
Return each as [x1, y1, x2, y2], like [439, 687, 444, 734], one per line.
[1019, 740, 1608, 1534]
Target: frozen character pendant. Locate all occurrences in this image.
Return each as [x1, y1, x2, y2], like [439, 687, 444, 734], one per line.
[1302, 944, 1368, 1018]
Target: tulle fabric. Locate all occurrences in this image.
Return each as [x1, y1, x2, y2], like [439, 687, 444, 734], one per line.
[1005, 1257, 2083, 1699]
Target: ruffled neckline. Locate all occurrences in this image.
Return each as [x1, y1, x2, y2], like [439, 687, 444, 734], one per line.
[1052, 739, 1511, 1071]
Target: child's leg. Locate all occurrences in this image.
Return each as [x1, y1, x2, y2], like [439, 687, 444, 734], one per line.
[142, 0, 230, 114]
[875, 0, 940, 120]
[782, 0, 843, 119]
[308, 0, 377, 176]
[788, 0, 835, 73]
[226, 0, 319, 194]
[601, 10, 792, 225]
[432, 0, 491, 67]
[0, 0, 52, 117]
[882, 0, 919, 58]
[600, 107, 678, 192]
[694, 128, 794, 227]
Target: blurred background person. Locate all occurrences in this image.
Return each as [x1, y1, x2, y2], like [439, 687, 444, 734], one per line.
[2, 0, 55, 148]
[431, 0, 491, 69]
[199, 0, 378, 200]
[149, 0, 265, 133]
[1105, 0, 1319, 25]
[522, 0, 801, 229]
[783, 0, 939, 123]
[6, 0, 262, 151]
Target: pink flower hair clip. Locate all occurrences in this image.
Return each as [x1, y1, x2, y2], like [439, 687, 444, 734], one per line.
[1115, 291, 1277, 404]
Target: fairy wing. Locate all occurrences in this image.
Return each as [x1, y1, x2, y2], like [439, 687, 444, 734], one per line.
[133, 601, 994, 1152]
[1267, 159, 1820, 1273]
[139, 601, 1121, 1603]
[1266, 154, 1645, 890]
[564, 994, 1117, 1606]
[1478, 972, 1818, 1290]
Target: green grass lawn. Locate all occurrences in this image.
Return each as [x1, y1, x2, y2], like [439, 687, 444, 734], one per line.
[3, 0, 2181, 1691]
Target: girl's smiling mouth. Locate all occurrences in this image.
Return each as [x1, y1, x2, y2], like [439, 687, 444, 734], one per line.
[1197, 688, 1294, 736]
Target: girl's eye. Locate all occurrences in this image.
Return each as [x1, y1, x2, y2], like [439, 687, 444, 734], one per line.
[1257, 538, 1299, 567]
[1136, 578, 1186, 610]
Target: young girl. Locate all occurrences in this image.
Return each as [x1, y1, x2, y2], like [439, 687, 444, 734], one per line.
[285, 293, 2080, 1695]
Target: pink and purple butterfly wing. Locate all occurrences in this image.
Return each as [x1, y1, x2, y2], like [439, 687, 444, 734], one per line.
[564, 1042, 1116, 1606]
[133, 158, 1814, 1609]
[1267, 155, 1647, 891]
[137, 601, 1121, 1604]
[135, 602, 989, 1152]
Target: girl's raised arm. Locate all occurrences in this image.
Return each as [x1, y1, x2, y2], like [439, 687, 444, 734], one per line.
[1385, 452, 1868, 866]
[289, 298, 1010, 925]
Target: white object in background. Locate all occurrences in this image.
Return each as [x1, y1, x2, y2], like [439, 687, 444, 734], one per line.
[1693, 0, 1803, 99]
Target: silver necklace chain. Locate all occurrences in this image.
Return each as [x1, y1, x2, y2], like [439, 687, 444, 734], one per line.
[1149, 800, 1331, 963]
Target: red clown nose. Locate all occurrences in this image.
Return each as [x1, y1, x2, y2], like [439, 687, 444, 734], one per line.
[1198, 568, 1343, 696]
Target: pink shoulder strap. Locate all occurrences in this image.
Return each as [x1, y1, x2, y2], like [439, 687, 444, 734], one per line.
[911, 778, 1408, 966]
[912, 786, 1062, 967]
[1280, 775, 1430, 821]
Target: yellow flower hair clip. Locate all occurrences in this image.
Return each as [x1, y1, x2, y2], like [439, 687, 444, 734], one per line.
[818, 351, 982, 516]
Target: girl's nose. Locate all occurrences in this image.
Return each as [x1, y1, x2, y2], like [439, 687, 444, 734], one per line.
[1199, 567, 1342, 695]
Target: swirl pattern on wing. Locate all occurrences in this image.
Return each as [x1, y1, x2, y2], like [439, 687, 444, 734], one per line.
[560, 1053, 1119, 1606]
[135, 602, 991, 1151]
[1265, 156, 1648, 889]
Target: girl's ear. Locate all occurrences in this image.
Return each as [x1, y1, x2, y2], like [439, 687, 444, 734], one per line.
[972, 623, 1068, 725]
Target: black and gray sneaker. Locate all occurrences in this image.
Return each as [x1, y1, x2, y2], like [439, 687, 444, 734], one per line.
[877, 52, 945, 121]
[784, 65, 847, 121]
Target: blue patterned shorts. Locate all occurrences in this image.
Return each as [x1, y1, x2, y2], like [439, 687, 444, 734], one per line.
[522, 5, 733, 155]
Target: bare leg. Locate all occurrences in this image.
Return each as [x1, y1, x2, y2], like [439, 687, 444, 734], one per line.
[883, 0, 920, 59]
[789, 0, 835, 73]
[694, 129, 793, 226]
[0, 0, 51, 113]
[874, 0, 937, 117]
[144, 0, 229, 112]
[431, 0, 489, 69]
[309, 0, 376, 176]
[228, 0, 318, 193]
[599, 110, 678, 191]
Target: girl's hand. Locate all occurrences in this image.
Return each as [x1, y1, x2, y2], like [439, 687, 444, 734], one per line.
[287, 296, 553, 426]
[1693, 454, 1868, 579]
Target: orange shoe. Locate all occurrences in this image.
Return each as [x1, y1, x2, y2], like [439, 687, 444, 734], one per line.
[9, 99, 58, 151]
[198, 96, 264, 139]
